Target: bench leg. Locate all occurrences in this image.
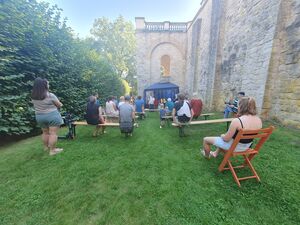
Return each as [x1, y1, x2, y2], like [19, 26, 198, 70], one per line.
[179, 126, 185, 137]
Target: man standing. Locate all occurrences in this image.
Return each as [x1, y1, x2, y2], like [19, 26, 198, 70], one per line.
[148, 94, 155, 109]
[224, 91, 245, 118]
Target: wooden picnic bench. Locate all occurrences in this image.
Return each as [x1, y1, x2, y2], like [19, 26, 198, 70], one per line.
[172, 118, 234, 137]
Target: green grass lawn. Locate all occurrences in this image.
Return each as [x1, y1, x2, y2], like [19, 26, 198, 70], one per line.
[0, 112, 299, 225]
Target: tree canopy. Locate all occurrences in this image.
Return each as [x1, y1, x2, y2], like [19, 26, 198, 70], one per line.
[90, 16, 136, 87]
[0, 0, 131, 136]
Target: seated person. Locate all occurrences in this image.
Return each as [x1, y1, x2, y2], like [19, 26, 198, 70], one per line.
[119, 95, 135, 137]
[202, 97, 262, 158]
[172, 93, 193, 124]
[190, 95, 203, 119]
[86, 96, 106, 136]
[224, 91, 245, 118]
[118, 96, 125, 108]
[135, 95, 145, 119]
[159, 103, 167, 128]
[166, 98, 174, 112]
[105, 96, 119, 118]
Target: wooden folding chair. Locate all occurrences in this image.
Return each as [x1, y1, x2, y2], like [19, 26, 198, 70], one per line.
[218, 126, 275, 187]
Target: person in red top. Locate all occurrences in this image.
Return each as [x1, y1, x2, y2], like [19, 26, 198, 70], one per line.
[190, 94, 203, 119]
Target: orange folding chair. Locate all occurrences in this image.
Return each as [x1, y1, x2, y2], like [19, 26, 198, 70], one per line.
[218, 126, 275, 187]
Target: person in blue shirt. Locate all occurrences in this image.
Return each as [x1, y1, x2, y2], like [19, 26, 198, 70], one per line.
[166, 98, 174, 112]
[135, 96, 145, 119]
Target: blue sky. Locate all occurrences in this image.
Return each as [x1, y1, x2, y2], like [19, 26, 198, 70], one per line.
[39, 0, 201, 37]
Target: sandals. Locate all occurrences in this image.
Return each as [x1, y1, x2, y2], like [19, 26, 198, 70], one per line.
[49, 148, 63, 156]
[200, 149, 210, 159]
[209, 151, 218, 158]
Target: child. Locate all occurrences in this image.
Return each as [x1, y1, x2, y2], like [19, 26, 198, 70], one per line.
[159, 103, 167, 128]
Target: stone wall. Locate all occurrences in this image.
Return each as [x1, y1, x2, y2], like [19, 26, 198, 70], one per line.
[135, 19, 187, 96]
[185, 0, 215, 106]
[135, 0, 300, 127]
[212, 0, 281, 113]
[262, 0, 300, 128]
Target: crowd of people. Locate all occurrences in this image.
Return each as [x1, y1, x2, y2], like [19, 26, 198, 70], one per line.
[31, 77, 261, 159]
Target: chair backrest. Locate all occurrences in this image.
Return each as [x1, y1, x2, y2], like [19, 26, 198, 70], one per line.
[226, 126, 275, 156]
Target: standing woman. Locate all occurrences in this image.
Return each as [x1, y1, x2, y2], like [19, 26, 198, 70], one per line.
[31, 78, 64, 156]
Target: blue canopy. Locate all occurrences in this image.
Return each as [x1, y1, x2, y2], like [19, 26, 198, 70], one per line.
[143, 82, 179, 103]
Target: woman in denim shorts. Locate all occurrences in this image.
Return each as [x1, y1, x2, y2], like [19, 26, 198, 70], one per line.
[31, 78, 63, 156]
[201, 97, 262, 158]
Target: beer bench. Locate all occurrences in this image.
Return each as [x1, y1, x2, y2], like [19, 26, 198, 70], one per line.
[145, 108, 159, 112]
[172, 118, 234, 137]
[71, 121, 137, 137]
[162, 113, 215, 126]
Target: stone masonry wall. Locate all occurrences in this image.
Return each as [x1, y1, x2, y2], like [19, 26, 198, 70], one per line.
[135, 0, 300, 127]
[212, 0, 281, 113]
[135, 25, 187, 96]
[185, 0, 218, 107]
[262, 0, 300, 128]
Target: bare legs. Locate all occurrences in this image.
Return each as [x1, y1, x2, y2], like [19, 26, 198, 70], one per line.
[93, 125, 106, 136]
[41, 126, 63, 155]
[41, 128, 50, 151]
[202, 137, 220, 158]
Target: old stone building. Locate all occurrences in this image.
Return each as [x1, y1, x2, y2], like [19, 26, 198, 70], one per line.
[135, 0, 300, 128]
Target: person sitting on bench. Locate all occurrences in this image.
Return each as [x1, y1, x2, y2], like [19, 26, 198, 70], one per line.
[119, 95, 135, 137]
[224, 91, 245, 118]
[106, 96, 119, 117]
[202, 97, 262, 158]
[172, 93, 193, 124]
[190, 93, 203, 119]
[86, 96, 106, 136]
[135, 95, 145, 119]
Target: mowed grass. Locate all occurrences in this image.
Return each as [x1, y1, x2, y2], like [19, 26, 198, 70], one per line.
[0, 112, 299, 225]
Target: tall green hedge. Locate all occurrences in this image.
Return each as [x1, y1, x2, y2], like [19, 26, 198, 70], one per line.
[0, 0, 124, 136]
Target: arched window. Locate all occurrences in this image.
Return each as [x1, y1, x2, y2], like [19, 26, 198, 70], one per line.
[160, 55, 170, 76]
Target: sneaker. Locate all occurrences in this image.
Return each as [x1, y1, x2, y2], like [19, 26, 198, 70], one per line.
[160, 126, 162, 128]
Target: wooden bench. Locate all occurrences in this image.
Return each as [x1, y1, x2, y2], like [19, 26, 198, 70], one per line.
[172, 118, 234, 137]
[72, 121, 137, 137]
[161, 113, 215, 126]
[145, 108, 159, 112]
[162, 113, 215, 120]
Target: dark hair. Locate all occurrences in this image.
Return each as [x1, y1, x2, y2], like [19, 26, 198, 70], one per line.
[238, 92, 245, 96]
[125, 95, 131, 101]
[31, 77, 48, 100]
[177, 93, 185, 101]
[137, 96, 142, 100]
[89, 96, 96, 104]
[238, 97, 257, 116]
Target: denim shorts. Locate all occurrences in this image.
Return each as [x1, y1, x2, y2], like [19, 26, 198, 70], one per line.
[35, 110, 63, 128]
[214, 137, 252, 152]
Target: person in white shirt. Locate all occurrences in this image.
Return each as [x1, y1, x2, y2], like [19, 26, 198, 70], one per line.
[148, 94, 155, 109]
[105, 96, 119, 117]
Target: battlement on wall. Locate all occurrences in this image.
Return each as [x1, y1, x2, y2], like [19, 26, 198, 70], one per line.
[135, 17, 189, 32]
